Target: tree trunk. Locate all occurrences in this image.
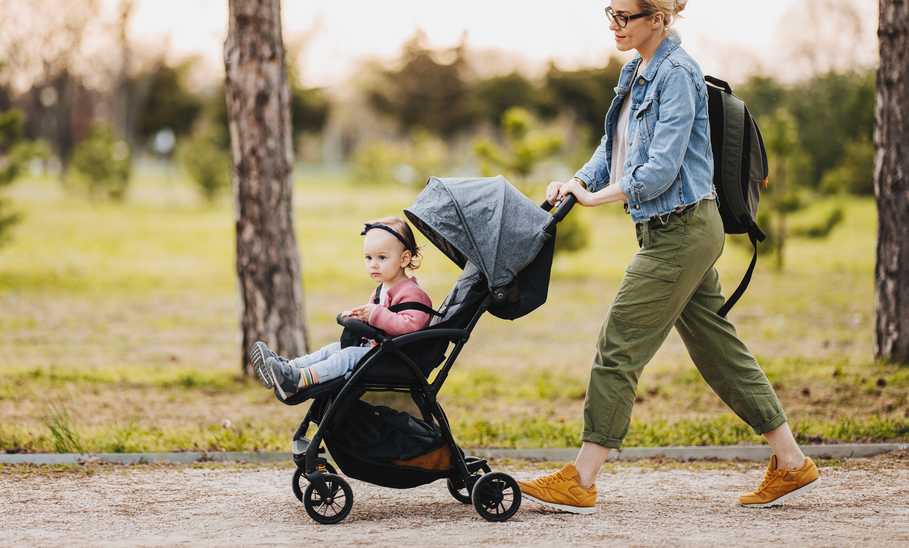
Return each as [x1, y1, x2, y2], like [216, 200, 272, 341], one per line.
[224, 0, 308, 375]
[874, 0, 909, 364]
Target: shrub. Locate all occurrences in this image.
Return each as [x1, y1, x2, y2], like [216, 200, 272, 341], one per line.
[67, 124, 132, 201]
[178, 123, 232, 203]
[0, 109, 46, 247]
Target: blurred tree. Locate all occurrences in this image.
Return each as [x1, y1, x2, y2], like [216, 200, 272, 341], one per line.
[0, 0, 100, 168]
[472, 71, 539, 128]
[787, 70, 876, 186]
[66, 123, 131, 201]
[225, 0, 309, 373]
[134, 58, 205, 150]
[474, 107, 561, 181]
[756, 109, 843, 270]
[874, 0, 909, 364]
[113, 0, 136, 149]
[779, 0, 872, 78]
[177, 121, 231, 203]
[820, 136, 875, 195]
[0, 109, 46, 247]
[735, 75, 789, 121]
[350, 130, 447, 186]
[475, 107, 588, 252]
[538, 58, 623, 146]
[367, 31, 475, 138]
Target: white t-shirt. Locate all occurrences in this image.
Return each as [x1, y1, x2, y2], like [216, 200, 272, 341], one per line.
[610, 61, 647, 185]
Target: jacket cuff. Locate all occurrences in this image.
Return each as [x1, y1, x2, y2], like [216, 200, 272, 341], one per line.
[619, 168, 644, 212]
[573, 172, 594, 192]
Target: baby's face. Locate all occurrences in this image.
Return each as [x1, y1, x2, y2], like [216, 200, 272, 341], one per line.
[363, 230, 410, 285]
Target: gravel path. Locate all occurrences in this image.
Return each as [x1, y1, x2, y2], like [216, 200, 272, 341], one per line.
[2, 454, 907, 547]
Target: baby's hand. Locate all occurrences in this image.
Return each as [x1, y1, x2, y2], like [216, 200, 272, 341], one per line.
[348, 304, 374, 322]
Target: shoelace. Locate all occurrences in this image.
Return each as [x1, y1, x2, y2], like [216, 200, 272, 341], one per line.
[755, 469, 785, 494]
[533, 470, 571, 488]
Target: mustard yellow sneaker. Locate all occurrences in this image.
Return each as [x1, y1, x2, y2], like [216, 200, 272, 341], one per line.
[739, 455, 820, 508]
[517, 464, 597, 514]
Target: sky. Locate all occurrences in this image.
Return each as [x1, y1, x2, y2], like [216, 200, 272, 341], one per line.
[121, 0, 878, 89]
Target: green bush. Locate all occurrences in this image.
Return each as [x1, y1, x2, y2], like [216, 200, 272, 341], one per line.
[67, 124, 132, 201]
[178, 123, 232, 203]
[0, 109, 46, 247]
[820, 136, 875, 195]
[350, 131, 448, 186]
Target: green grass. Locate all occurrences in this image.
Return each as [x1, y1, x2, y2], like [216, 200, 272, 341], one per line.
[0, 170, 905, 453]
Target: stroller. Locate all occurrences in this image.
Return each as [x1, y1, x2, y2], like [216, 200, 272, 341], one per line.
[282, 175, 576, 524]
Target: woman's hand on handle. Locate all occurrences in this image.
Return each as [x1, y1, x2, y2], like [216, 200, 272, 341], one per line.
[557, 179, 596, 206]
[546, 180, 567, 205]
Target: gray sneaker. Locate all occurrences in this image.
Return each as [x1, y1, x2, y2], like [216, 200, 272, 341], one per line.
[267, 356, 301, 400]
[248, 341, 280, 388]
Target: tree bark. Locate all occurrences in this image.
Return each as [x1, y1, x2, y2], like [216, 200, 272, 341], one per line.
[874, 0, 909, 364]
[224, 0, 308, 375]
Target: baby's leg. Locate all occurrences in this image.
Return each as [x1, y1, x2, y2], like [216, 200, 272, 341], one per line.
[301, 346, 371, 386]
[289, 342, 342, 369]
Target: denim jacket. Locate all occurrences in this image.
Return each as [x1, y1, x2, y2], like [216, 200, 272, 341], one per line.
[574, 32, 715, 223]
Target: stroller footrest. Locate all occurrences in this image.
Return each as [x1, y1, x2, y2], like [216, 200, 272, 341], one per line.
[292, 437, 324, 456]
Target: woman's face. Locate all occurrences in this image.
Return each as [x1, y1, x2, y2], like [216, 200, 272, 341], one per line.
[609, 0, 662, 53]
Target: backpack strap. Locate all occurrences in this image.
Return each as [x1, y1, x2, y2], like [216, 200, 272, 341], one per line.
[717, 224, 766, 318]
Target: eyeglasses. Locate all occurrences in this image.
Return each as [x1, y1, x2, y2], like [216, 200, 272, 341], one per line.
[604, 6, 653, 29]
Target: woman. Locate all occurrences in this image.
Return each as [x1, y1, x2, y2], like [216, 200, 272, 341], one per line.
[518, 0, 819, 513]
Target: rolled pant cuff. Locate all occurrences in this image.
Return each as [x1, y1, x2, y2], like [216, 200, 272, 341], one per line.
[582, 431, 623, 449]
[751, 410, 788, 435]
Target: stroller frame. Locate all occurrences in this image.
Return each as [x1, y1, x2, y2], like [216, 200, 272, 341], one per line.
[284, 190, 576, 524]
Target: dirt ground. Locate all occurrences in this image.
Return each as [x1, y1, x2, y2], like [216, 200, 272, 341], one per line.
[2, 454, 907, 547]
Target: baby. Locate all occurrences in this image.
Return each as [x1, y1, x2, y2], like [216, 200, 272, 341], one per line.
[252, 216, 433, 400]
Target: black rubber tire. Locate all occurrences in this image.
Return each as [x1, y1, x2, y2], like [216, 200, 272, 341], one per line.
[303, 473, 353, 525]
[446, 458, 491, 504]
[292, 463, 338, 502]
[471, 472, 521, 522]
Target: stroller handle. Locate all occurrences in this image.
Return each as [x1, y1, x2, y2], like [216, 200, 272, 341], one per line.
[542, 194, 576, 234]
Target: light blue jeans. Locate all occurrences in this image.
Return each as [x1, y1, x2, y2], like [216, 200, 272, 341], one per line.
[289, 342, 371, 383]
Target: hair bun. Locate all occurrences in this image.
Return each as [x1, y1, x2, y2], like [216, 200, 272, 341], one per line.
[675, 0, 688, 13]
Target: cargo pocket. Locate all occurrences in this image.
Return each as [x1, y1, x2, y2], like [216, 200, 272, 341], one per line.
[610, 254, 682, 331]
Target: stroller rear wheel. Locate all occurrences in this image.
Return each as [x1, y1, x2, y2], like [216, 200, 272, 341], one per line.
[471, 472, 521, 522]
[303, 473, 353, 524]
[446, 457, 491, 504]
[292, 462, 337, 502]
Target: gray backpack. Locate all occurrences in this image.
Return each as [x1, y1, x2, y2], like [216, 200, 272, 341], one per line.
[705, 75, 769, 317]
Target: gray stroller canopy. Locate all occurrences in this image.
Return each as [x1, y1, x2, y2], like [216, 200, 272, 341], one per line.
[404, 176, 552, 291]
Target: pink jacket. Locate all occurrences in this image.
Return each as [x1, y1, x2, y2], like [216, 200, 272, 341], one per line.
[367, 277, 433, 336]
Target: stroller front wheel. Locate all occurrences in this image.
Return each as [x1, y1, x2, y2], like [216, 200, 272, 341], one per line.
[292, 462, 337, 502]
[471, 472, 521, 522]
[303, 473, 353, 524]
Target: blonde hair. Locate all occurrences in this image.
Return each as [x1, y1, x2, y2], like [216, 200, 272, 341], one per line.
[637, 0, 687, 30]
[366, 216, 423, 271]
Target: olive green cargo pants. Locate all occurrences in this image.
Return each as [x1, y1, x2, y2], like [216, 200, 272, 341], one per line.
[582, 199, 787, 449]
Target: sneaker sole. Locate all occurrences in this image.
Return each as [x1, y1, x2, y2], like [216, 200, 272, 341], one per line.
[521, 493, 596, 515]
[739, 477, 820, 508]
[248, 342, 274, 388]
